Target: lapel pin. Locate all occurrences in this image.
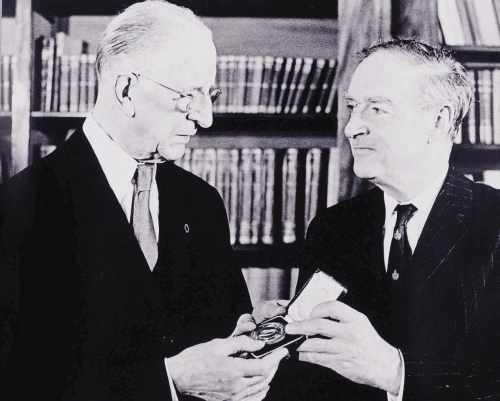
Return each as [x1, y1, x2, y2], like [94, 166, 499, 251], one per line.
[184, 223, 190, 234]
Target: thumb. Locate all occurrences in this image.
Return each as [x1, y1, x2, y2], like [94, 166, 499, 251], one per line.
[223, 335, 265, 355]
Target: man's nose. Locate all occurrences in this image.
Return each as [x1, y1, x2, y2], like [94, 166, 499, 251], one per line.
[187, 94, 213, 128]
[344, 112, 368, 139]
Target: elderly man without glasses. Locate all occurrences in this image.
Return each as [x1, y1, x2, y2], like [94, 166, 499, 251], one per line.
[267, 39, 500, 401]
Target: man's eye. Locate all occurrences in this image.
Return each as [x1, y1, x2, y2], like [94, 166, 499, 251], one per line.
[370, 106, 385, 114]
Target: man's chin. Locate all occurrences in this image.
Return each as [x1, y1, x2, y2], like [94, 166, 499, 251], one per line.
[352, 163, 377, 181]
[158, 143, 188, 162]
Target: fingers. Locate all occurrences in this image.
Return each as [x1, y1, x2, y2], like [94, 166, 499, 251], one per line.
[310, 301, 363, 322]
[232, 314, 257, 337]
[296, 337, 351, 354]
[286, 317, 344, 338]
[236, 347, 289, 377]
[221, 336, 264, 355]
[297, 351, 334, 368]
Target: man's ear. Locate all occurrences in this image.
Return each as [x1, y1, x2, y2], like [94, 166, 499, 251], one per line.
[430, 105, 453, 143]
[434, 105, 453, 133]
[114, 73, 137, 117]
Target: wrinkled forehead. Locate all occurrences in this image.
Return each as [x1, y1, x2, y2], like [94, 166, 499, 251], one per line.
[348, 51, 427, 104]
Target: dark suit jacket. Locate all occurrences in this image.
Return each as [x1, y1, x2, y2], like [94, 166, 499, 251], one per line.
[0, 130, 251, 401]
[283, 170, 500, 401]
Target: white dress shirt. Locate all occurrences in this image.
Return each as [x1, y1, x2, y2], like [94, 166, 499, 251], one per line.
[83, 115, 179, 401]
[382, 164, 449, 401]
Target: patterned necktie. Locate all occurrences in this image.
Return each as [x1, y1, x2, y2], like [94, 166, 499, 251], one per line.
[132, 163, 158, 271]
[387, 203, 417, 281]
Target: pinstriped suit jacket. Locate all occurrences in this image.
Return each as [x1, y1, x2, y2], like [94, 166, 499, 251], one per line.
[272, 170, 500, 401]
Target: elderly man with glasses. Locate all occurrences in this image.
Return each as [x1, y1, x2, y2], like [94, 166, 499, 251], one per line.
[0, 2, 287, 401]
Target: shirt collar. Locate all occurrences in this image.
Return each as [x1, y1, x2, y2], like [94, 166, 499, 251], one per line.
[384, 164, 449, 217]
[83, 114, 138, 200]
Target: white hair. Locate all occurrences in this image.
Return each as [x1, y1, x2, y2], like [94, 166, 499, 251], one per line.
[96, 0, 212, 78]
[362, 39, 472, 138]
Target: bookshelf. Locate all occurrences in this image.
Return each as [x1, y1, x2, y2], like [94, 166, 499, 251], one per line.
[1, 1, 337, 277]
[447, 46, 500, 174]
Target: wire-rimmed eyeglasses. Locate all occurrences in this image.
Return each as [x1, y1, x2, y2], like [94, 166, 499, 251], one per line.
[131, 72, 221, 113]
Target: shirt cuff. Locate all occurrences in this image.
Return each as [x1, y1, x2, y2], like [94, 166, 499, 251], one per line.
[164, 358, 180, 401]
[387, 349, 405, 401]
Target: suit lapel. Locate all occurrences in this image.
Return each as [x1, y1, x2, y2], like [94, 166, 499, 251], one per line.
[155, 162, 192, 274]
[410, 170, 473, 290]
[65, 130, 157, 278]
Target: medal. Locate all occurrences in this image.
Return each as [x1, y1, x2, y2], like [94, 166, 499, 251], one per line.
[392, 270, 399, 280]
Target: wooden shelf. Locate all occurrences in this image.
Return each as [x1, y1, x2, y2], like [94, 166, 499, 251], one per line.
[451, 144, 500, 172]
[34, 0, 336, 18]
[450, 46, 500, 66]
[30, 112, 336, 135]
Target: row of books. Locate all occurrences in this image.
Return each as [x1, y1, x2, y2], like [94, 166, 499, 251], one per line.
[438, 0, 500, 46]
[0, 55, 15, 113]
[31, 33, 337, 115]
[456, 68, 500, 145]
[214, 56, 336, 114]
[176, 147, 333, 245]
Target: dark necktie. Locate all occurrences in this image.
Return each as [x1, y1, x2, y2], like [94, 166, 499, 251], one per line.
[387, 203, 417, 281]
[132, 163, 158, 271]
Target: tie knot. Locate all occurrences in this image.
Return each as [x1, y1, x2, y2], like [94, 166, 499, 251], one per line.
[133, 163, 155, 192]
[394, 203, 417, 228]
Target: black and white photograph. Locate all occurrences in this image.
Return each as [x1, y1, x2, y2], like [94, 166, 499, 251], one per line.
[0, 0, 500, 400]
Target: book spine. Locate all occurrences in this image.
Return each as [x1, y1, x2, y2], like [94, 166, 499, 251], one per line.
[326, 147, 340, 207]
[229, 149, 239, 245]
[78, 53, 89, 112]
[216, 55, 228, 113]
[291, 57, 313, 114]
[493, 69, 500, 144]
[235, 55, 247, 113]
[283, 57, 303, 114]
[59, 55, 70, 112]
[467, 69, 477, 144]
[1, 55, 10, 112]
[262, 149, 275, 245]
[226, 56, 236, 113]
[69, 55, 80, 112]
[258, 56, 274, 113]
[239, 148, 252, 244]
[437, 0, 466, 45]
[276, 57, 294, 114]
[266, 57, 284, 113]
[478, 69, 493, 145]
[243, 56, 254, 113]
[203, 148, 217, 187]
[248, 56, 264, 114]
[455, 0, 475, 44]
[302, 59, 325, 114]
[215, 148, 230, 215]
[87, 54, 97, 109]
[316, 59, 337, 114]
[250, 148, 263, 244]
[282, 148, 298, 244]
[39, 37, 50, 112]
[44, 37, 55, 112]
[472, 0, 500, 46]
[305, 148, 321, 230]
